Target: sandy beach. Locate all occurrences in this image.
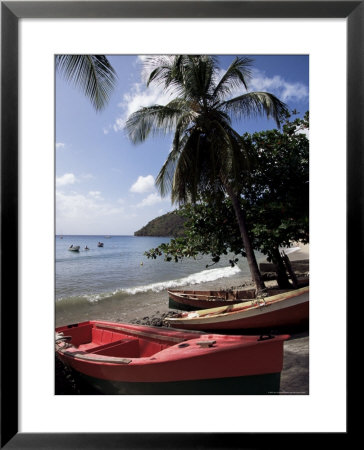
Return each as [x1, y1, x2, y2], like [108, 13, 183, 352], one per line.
[56, 244, 309, 395]
[119, 242, 310, 325]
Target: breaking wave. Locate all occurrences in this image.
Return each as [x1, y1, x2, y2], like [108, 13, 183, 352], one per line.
[56, 264, 241, 308]
[122, 265, 241, 295]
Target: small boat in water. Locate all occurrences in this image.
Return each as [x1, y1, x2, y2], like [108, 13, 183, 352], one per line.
[165, 286, 309, 331]
[68, 245, 80, 252]
[97, 242, 104, 247]
[55, 320, 289, 394]
[168, 288, 257, 311]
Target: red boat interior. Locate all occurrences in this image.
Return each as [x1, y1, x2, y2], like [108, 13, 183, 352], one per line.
[59, 323, 173, 358]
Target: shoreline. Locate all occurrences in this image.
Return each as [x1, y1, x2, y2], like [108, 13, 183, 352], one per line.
[55, 246, 309, 394]
[55, 282, 309, 395]
[121, 243, 310, 325]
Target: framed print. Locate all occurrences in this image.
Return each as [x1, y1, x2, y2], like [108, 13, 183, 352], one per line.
[1, 0, 359, 447]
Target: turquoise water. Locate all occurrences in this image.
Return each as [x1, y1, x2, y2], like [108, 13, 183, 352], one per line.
[55, 235, 261, 326]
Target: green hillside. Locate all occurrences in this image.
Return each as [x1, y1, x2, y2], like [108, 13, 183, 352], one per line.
[134, 211, 186, 237]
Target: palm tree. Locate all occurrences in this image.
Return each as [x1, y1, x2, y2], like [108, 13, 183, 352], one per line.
[126, 55, 288, 292]
[56, 55, 117, 112]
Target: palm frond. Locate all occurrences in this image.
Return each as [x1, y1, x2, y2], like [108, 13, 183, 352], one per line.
[56, 55, 117, 112]
[221, 92, 288, 127]
[213, 56, 253, 100]
[212, 120, 251, 185]
[171, 130, 202, 204]
[155, 120, 191, 197]
[144, 55, 188, 97]
[183, 56, 215, 101]
[125, 100, 191, 143]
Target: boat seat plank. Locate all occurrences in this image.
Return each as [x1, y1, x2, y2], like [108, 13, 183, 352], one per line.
[93, 338, 140, 358]
[95, 323, 187, 343]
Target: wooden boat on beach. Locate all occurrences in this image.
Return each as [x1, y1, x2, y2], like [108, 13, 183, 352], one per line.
[55, 320, 289, 395]
[165, 286, 309, 331]
[168, 288, 256, 311]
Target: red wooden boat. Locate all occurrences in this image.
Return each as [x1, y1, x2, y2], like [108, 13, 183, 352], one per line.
[55, 320, 289, 394]
[166, 286, 309, 331]
[168, 288, 256, 311]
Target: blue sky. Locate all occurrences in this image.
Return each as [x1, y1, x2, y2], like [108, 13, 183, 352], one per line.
[56, 55, 309, 236]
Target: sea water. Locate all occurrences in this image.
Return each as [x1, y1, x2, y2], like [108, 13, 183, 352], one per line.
[56, 235, 264, 326]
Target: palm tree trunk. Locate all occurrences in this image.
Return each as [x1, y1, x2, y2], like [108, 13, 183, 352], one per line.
[270, 247, 291, 289]
[225, 187, 266, 292]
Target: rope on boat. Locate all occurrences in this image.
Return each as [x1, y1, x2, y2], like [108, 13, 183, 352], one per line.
[55, 332, 72, 349]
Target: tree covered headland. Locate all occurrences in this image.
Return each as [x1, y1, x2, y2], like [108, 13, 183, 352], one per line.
[144, 112, 309, 289]
[134, 211, 186, 237]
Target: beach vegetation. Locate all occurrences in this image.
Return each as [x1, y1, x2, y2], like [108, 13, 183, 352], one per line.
[144, 112, 309, 289]
[126, 55, 288, 292]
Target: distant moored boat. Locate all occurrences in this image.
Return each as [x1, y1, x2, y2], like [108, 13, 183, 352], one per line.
[97, 242, 104, 247]
[68, 245, 80, 252]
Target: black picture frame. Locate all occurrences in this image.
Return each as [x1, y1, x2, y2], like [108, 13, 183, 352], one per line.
[1, 1, 358, 448]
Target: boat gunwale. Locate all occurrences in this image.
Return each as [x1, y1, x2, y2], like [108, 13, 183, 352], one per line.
[168, 289, 255, 302]
[57, 333, 289, 366]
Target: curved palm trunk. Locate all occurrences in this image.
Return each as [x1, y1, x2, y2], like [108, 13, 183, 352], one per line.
[225, 187, 266, 292]
[270, 247, 291, 289]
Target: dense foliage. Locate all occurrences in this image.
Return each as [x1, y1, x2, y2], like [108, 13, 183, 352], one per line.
[243, 111, 309, 259]
[145, 112, 309, 283]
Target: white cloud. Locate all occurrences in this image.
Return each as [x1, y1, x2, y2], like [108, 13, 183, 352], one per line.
[113, 57, 174, 132]
[56, 173, 95, 188]
[56, 142, 65, 150]
[56, 173, 77, 187]
[130, 175, 155, 193]
[215, 67, 308, 104]
[88, 190, 103, 200]
[56, 189, 173, 235]
[136, 192, 164, 207]
[56, 190, 124, 220]
[249, 69, 308, 103]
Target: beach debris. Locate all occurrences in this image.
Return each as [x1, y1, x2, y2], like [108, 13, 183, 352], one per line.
[128, 311, 179, 327]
